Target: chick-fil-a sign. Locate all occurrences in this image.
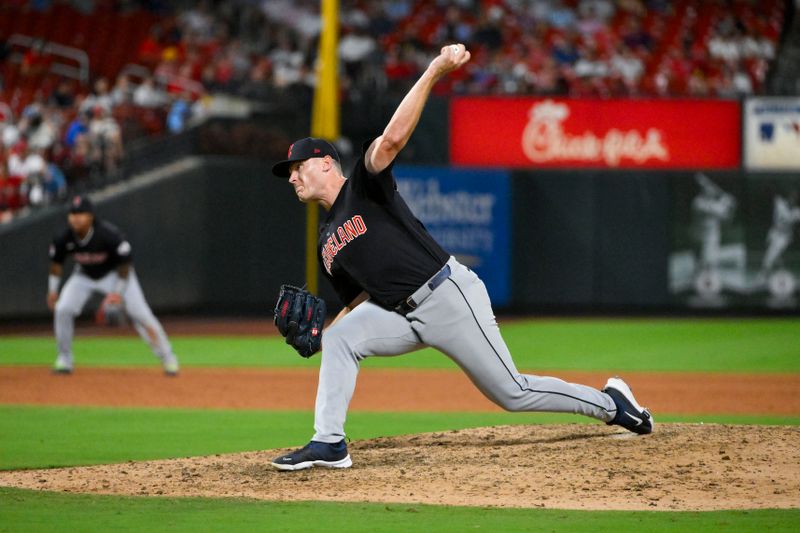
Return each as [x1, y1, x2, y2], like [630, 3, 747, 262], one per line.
[450, 98, 741, 169]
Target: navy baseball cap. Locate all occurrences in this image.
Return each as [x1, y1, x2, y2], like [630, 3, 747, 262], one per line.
[69, 195, 94, 214]
[272, 137, 340, 178]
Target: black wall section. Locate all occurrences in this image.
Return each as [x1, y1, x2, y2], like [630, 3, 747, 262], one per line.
[0, 158, 306, 320]
[510, 171, 672, 310]
[511, 173, 596, 306]
[2, 159, 797, 319]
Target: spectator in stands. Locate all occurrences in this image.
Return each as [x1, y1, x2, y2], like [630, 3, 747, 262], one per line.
[166, 92, 193, 134]
[133, 76, 169, 108]
[621, 16, 653, 51]
[687, 69, 711, 97]
[64, 110, 90, 151]
[49, 80, 76, 109]
[579, 0, 615, 21]
[610, 44, 644, 88]
[7, 140, 46, 185]
[44, 159, 67, 203]
[533, 56, 567, 95]
[731, 61, 754, 95]
[576, 4, 608, 38]
[63, 130, 92, 191]
[270, 32, 306, 89]
[179, 0, 217, 44]
[552, 34, 580, 66]
[27, 106, 60, 151]
[548, 0, 578, 29]
[137, 25, 164, 68]
[472, 9, 504, 51]
[20, 38, 52, 78]
[741, 25, 775, 60]
[0, 160, 23, 223]
[80, 77, 114, 115]
[110, 74, 134, 107]
[2, 117, 21, 150]
[88, 106, 123, 177]
[339, 24, 378, 87]
[435, 5, 473, 45]
[238, 56, 273, 100]
[574, 45, 610, 79]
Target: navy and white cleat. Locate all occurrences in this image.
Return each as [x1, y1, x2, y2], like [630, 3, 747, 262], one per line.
[603, 376, 654, 435]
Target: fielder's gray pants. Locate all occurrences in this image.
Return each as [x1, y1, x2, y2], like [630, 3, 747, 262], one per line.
[313, 257, 616, 443]
[54, 268, 174, 362]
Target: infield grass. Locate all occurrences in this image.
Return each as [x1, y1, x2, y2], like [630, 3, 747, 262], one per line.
[1, 318, 798, 528]
[1, 487, 798, 532]
[1, 405, 797, 470]
[2, 318, 799, 372]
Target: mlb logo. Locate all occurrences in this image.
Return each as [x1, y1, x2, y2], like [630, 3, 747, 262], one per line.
[759, 122, 774, 142]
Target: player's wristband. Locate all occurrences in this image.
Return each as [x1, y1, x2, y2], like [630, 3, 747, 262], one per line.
[113, 278, 129, 295]
[48, 274, 60, 294]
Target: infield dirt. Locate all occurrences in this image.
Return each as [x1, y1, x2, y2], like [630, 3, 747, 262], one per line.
[1, 423, 798, 511]
[2, 364, 800, 510]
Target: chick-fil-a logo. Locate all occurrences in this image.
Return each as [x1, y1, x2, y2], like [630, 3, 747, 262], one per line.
[521, 100, 669, 167]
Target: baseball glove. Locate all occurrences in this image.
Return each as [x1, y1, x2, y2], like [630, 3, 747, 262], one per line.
[274, 285, 326, 358]
[95, 297, 125, 327]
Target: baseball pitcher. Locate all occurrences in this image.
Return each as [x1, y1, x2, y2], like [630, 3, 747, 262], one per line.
[269, 44, 653, 471]
[47, 195, 179, 375]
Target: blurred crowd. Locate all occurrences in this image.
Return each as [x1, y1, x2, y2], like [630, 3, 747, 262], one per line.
[0, 0, 789, 222]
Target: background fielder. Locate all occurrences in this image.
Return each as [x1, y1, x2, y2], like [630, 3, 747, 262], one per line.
[268, 44, 653, 472]
[47, 195, 179, 375]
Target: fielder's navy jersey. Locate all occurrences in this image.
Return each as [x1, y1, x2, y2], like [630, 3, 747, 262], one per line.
[319, 140, 449, 308]
[49, 219, 132, 279]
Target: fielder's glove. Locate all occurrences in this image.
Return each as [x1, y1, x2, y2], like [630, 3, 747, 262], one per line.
[96, 297, 125, 327]
[274, 285, 326, 358]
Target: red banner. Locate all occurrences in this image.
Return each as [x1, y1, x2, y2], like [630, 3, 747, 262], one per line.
[450, 98, 741, 169]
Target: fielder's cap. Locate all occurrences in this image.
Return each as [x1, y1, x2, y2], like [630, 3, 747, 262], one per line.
[271, 137, 340, 178]
[69, 194, 94, 214]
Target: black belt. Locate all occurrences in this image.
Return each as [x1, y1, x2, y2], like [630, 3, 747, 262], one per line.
[394, 263, 452, 316]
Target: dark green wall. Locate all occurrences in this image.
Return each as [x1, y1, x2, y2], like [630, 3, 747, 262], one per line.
[510, 171, 671, 310]
[0, 157, 305, 320]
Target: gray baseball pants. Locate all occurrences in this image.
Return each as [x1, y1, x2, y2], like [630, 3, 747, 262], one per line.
[312, 256, 616, 443]
[54, 268, 175, 363]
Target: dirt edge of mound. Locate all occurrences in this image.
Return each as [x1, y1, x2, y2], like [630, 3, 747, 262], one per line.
[1, 423, 797, 511]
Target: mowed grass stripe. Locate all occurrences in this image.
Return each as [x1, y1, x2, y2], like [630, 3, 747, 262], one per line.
[1, 405, 797, 470]
[1, 487, 798, 532]
[2, 318, 799, 372]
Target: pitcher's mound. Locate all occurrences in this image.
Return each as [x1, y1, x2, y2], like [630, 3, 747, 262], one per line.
[1, 424, 798, 510]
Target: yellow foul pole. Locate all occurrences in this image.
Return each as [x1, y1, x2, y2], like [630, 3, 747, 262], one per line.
[307, 0, 339, 294]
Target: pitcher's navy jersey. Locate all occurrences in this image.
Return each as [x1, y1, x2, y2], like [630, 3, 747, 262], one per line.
[319, 140, 449, 308]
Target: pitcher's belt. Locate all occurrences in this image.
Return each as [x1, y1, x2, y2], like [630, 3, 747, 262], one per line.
[394, 263, 452, 316]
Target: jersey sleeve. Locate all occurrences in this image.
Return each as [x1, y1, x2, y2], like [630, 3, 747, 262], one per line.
[48, 231, 69, 264]
[349, 138, 397, 202]
[104, 222, 133, 265]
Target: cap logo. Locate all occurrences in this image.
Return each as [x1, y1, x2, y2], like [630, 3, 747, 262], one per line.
[314, 148, 321, 154]
[72, 196, 81, 207]
[287, 143, 294, 157]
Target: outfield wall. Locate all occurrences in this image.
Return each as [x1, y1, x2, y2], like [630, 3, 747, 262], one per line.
[3, 95, 800, 318]
[3, 157, 798, 319]
[0, 158, 305, 320]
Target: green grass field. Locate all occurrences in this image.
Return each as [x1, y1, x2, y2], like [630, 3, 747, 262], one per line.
[3, 318, 800, 372]
[1, 318, 798, 531]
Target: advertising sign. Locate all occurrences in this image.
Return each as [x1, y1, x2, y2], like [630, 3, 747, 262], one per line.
[395, 166, 511, 305]
[451, 98, 741, 169]
[744, 97, 800, 170]
[669, 172, 800, 308]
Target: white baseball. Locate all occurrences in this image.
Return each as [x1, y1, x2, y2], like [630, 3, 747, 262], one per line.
[451, 45, 459, 54]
